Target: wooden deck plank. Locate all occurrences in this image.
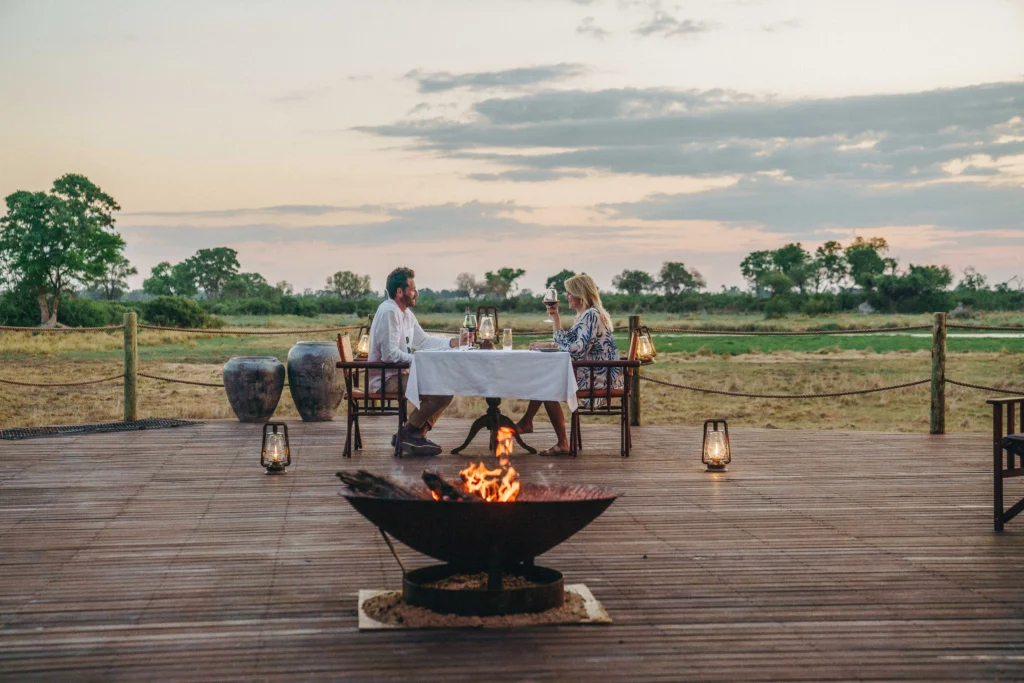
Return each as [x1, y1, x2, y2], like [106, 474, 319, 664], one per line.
[1, 418, 1022, 681]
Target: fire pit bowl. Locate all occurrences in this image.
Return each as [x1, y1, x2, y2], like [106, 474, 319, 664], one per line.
[341, 483, 617, 570]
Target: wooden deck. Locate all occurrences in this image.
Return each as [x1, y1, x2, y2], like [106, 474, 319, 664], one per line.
[1, 418, 1022, 681]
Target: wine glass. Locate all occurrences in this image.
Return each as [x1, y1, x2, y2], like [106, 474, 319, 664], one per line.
[502, 328, 513, 351]
[459, 327, 472, 350]
[542, 288, 558, 323]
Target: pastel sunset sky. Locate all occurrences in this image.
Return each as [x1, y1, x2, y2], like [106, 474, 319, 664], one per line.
[2, 0, 1023, 294]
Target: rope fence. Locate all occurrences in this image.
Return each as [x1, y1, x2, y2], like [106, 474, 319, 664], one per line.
[639, 374, 932, 399]
[3, 312, 1024, 432]
[137, 372, 225, 388]
[0, 374, 124, 387]
[137, 324, 362, 335]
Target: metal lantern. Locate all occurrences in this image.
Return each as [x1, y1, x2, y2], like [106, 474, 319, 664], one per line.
[477, 313, 497, 350]
[261, 422, 291, 474]
[702, 419, 730, 472]
[634, 326, 657, 364]
[355, 326, 370, 358]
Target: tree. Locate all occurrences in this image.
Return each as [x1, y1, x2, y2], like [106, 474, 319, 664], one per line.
[740, 250, 773, 295]
[224, 272, 273, 299]
[484, 267, 526, 298]
[612, 269, 654, 295]
[326, 270, 372, 299]
[814, 240, 847, 292]
[770, 243, 813, 294]
[0, 174, 124, 325]
[845, 237, 890, 291]
[874, 264, 953, 312]
[142, 262, 175, 297]
[956, 267, 988, 292]
[87, 254, 137, 300]
[184, 247, 239, 300]
[143, 260, 199, 298]
[454, 272, 484, 298]
[657, 261, 705, 294]
[275, 280, 294, 296]
[544, 269, 576, 295]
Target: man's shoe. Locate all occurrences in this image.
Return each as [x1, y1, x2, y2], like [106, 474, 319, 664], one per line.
[400, 433, 442, 457]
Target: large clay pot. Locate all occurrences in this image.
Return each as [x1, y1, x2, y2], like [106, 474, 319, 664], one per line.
[222, 356, 286, 423]
[287, 341, 343, 421]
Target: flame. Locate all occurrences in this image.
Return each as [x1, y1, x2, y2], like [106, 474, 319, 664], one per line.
[458, 427, 520, 502]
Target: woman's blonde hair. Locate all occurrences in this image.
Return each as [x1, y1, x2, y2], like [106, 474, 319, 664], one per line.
[564, 273, 613, 332]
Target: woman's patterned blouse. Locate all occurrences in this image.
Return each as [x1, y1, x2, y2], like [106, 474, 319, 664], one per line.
[552, 307, 622, 406]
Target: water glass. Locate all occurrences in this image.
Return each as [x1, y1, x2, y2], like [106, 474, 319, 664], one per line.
[502, 328, 513, 351]
[459, 327, 472, 350]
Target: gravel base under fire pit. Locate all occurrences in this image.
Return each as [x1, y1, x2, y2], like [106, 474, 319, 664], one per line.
[357, 584, 611, 630]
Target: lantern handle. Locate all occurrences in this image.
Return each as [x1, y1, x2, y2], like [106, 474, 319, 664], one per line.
[378, 528, 407, 578]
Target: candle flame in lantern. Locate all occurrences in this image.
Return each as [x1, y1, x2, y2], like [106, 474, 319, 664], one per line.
[458, 427, 520, 502]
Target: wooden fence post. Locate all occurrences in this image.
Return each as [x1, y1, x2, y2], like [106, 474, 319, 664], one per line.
[124, 311, 138, 422]
[629, 314, 641, 427]
[930, 311, 946, 435]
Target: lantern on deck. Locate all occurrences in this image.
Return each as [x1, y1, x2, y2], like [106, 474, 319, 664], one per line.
[261, 422, 291, 474]
[702, 419, 730, 472]
[355, 326, 370, 358]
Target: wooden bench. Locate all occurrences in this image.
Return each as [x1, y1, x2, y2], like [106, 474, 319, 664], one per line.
[988, 396, 1024, 531]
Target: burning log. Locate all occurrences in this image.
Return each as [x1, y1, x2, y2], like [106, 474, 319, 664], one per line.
[336, 470, 432, 500]
[422, 471, 478, 502]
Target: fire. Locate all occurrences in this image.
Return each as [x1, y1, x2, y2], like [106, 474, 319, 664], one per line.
[458, 426, 520, 502]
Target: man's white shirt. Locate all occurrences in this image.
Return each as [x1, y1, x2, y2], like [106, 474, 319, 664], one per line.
[367, 298, 450, 393]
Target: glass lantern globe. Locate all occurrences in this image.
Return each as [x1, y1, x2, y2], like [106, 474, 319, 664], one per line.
[261, 422, 291, 474]
[702, 419, 731, 472]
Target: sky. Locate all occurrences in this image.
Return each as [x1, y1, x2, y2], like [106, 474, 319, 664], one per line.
[1, 0, 1023, 295]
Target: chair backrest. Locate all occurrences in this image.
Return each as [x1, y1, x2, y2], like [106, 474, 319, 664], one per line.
[337, 334, 353, 363]
[626, 330, 640, 362]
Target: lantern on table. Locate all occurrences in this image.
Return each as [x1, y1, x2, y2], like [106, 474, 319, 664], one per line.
[355, 326, 370, 359]
[261, 422, 291, 474]
[636, 326, 657, 364]
[702, 419, 730, 472]
[477, 313, 497, 350]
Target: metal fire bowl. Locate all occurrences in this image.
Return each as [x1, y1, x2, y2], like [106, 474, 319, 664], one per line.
[403, 564, 564, 616]
[341, 483, 617, 569]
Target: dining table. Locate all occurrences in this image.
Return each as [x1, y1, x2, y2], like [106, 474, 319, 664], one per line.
[405, 349, 579, 455]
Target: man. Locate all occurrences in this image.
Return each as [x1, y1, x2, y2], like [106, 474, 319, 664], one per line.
[368, 266, 457, 457]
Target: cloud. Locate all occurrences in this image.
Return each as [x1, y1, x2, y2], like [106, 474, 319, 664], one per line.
[405, 64, 589, 93]
[466, 169, 589, 182]
[761, 18, 800, 33]
[634, 12, 711, 38]
[606, 176, 1024, 233]
[355, 80, 1024, 240]
[577, 16, 610, 40]
[121, 205, 388, 219]
[356, 81, 1024, 183]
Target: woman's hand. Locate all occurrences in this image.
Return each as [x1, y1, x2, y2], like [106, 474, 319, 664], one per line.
[546, 302, 561, 327]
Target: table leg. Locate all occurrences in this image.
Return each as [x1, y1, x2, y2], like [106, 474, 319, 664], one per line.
[451, 397, 536, 455]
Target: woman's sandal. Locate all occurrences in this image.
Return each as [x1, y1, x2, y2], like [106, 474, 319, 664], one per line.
[538, 446, 572, 456]
[516, 422, 534, 434]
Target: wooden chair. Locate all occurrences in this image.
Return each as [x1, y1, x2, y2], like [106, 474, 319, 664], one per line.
[335, 334, 409, 458]
[569, 356, 642, 458]
[988, 395, 1024, 530]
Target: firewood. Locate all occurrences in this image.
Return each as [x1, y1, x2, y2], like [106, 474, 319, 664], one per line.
[336, 470, 431, 500]
[422, 471, 478, 502]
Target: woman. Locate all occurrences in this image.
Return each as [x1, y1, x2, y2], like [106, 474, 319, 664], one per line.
[516, 273, 621, 455]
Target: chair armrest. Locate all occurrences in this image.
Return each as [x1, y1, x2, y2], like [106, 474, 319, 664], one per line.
[336, 361, 411, 370]
[571, 360, 642, 368]
[987, 396, 1024, 406]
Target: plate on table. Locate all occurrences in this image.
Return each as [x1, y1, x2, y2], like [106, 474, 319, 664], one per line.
[534, 347, 561, 353]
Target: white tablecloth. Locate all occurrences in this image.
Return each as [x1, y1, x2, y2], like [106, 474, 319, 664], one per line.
[405, 350, 579, 412]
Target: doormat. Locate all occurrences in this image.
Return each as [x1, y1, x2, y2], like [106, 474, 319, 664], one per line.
[1, 418, 202, 441]
[357, 584, 611, 630]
